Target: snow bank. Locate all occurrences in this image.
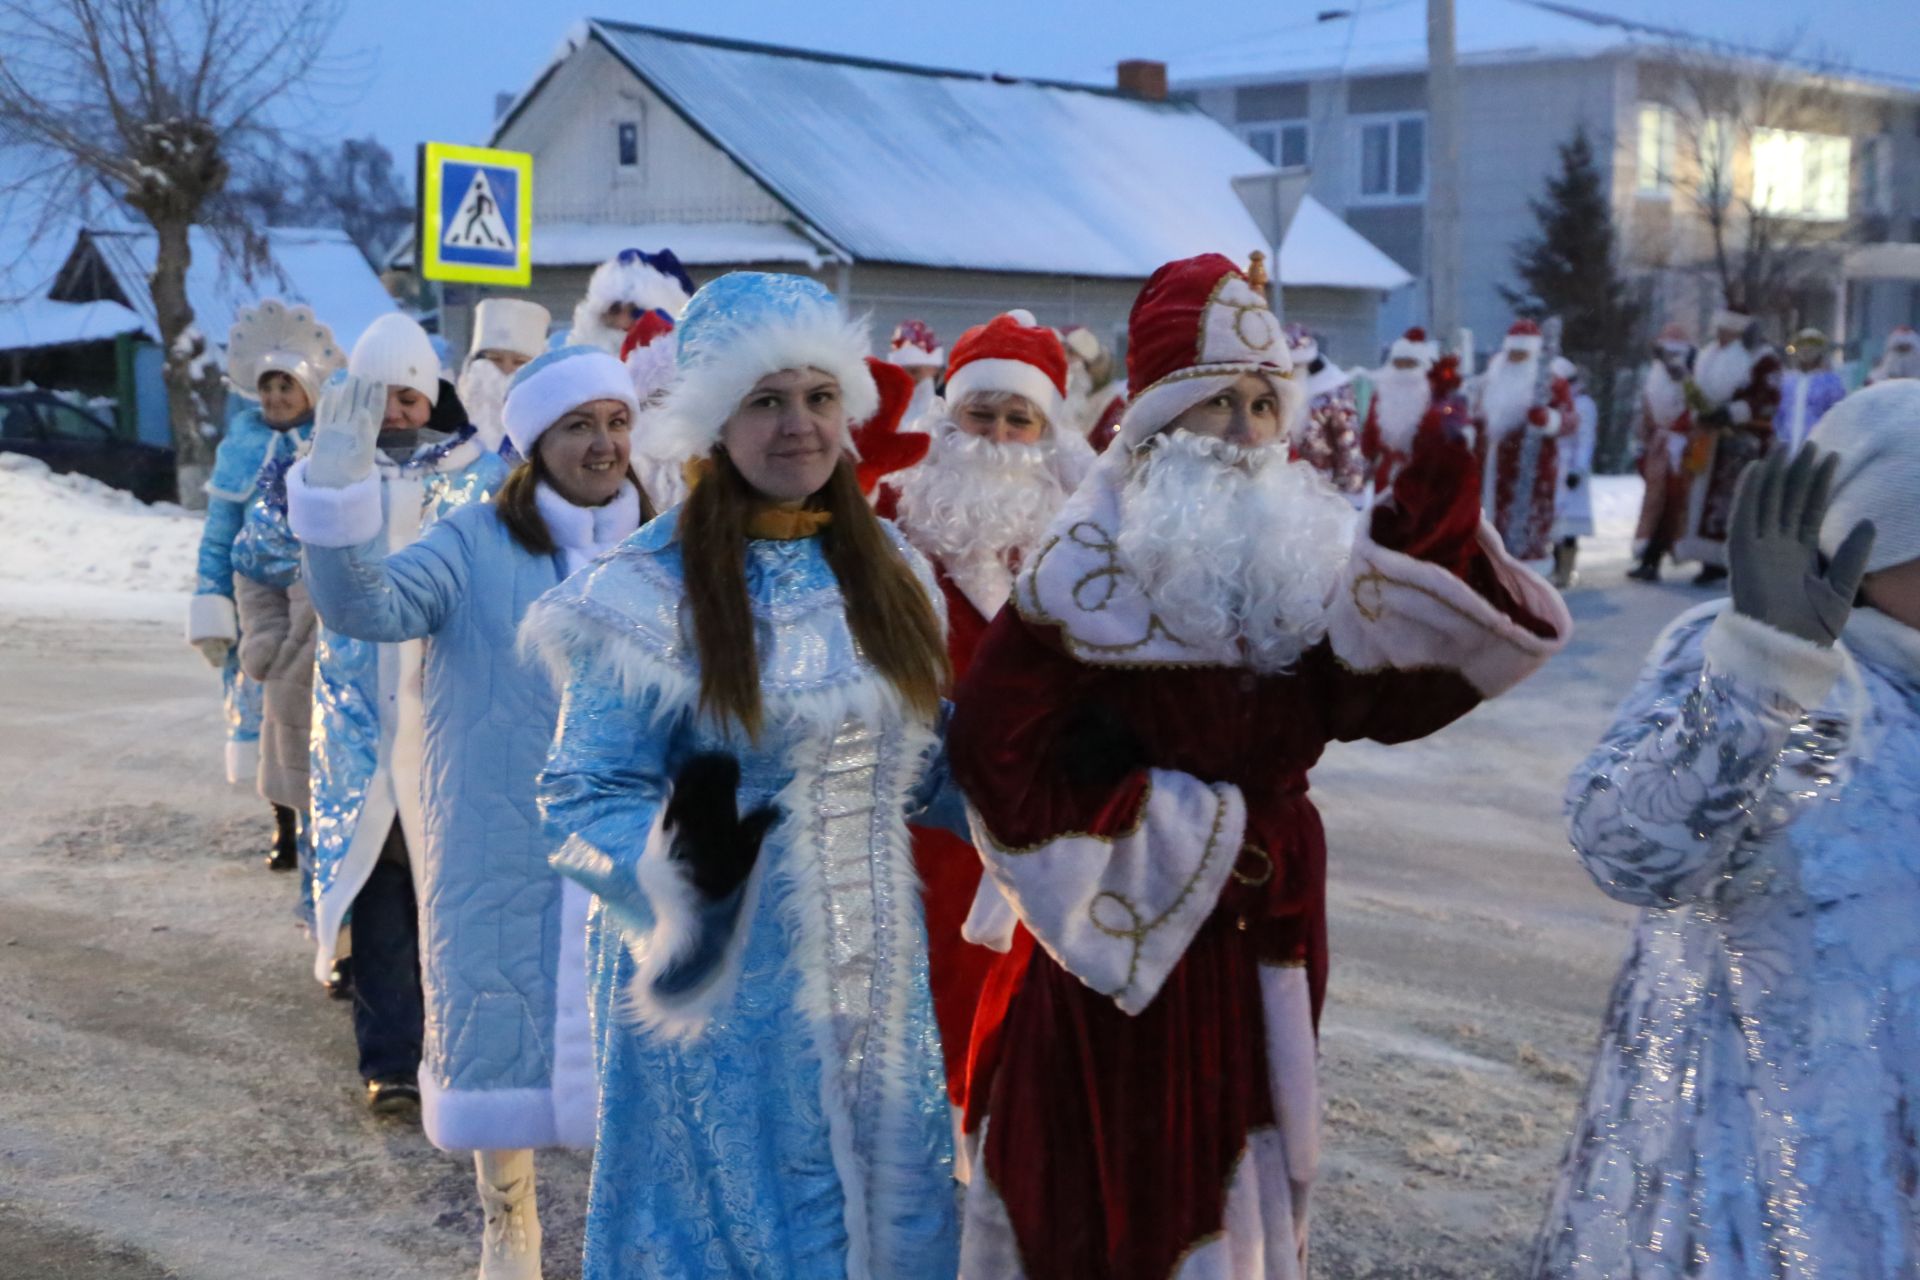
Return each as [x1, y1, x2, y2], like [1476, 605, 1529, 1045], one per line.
[0, 454, 200, 620]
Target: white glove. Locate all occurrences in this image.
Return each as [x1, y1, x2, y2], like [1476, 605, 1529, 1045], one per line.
[305, 373, 386, 489]
[194, 637, 232, 668]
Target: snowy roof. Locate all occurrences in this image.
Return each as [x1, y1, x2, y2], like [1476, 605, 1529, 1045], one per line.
[1172, 0, 1920, 90]
[514, 21, 1280, 280]
[1279, 196, 1413, 291]
[0, 298, 145, 351]
[56, 225, 398, 353]
[388, 219, 829, 271]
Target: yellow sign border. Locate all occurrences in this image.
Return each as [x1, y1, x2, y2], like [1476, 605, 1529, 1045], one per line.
[420, 142, 533, 287]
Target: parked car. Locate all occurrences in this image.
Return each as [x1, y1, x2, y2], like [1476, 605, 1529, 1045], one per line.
[0, 388, 177, 504]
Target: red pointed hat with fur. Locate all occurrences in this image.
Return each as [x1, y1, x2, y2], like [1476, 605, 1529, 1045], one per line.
[943, 309, 1069, 417]
[1115, 253, 1302, 449]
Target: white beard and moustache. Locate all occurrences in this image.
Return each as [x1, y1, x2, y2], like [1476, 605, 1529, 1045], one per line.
[1370, 365, 1431, 452]
[457, 357, 512, 451]
[1875, 347, 1920, 381]
[1643, 359, 1687, 428]
[566, 300, 628, 355]
[1481, 355, 1540, 438]
[1116, 431, 1356, 674]
[1693, 339, 1754, 406]
[895, 428, 1070, 614]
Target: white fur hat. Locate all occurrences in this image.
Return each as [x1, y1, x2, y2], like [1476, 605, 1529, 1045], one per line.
[471, 298, 551, 362]
[642, 272, 878, 464]
[502, 346, 640, 460]
[1712, 308, 1752, 335]
[1388, 327, 1439, 367]
[349, 313, 441, 404]
[1811, 380, 1920, 574]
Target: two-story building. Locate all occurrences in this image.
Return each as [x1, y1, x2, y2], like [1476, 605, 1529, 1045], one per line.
[1175, 0, 1920, 360]
[410, 19, 1413, 368]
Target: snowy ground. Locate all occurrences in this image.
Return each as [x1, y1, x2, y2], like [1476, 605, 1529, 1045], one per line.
[0, 473, 1705, 1278]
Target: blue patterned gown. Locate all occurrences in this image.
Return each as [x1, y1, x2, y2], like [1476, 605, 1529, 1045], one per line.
[1536, 600, 1920, 1277]
[525, 510, 960, 1280]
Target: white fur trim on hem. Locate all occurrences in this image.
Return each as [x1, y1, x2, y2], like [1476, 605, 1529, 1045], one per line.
[1325, 519, 1570, 698]
[1702, 608, 1845, 711]
[286, 459, 384, 548]
[946, 358, 1063, 418]
[549, 878, 598, 1148]
[420, 1076, 573, 1154]
[188, 592, 238, 645]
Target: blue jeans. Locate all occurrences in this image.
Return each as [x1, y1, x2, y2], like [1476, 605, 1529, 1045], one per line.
[349, 836, 423, 1083]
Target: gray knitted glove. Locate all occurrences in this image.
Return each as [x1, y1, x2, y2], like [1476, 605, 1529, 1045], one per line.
[1728, 444, 1876, 647]
[305, 373, 386, 489]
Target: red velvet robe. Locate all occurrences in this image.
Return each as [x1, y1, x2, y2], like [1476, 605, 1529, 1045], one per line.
[875, 482, 999, 1101]
[1476, 382, 1574, 566]
[947, 437, 1569, 1279]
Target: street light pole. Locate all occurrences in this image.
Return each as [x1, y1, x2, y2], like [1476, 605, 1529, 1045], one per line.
[1427, 0, 1463, 349]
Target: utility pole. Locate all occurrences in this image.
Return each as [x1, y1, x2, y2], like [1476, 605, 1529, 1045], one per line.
[1427, 0, 1463, 348]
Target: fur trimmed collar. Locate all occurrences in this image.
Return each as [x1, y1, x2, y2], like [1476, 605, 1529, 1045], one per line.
[535, 480, 643, 576]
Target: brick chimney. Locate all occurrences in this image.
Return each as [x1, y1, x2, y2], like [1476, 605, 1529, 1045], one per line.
[1116, 60, 1168, 102]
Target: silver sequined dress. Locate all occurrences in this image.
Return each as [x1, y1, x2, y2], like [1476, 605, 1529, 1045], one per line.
[1536, 600, 1920, 1278]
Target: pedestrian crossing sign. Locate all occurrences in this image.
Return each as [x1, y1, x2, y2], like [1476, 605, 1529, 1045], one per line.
[419, 142, 533, 286]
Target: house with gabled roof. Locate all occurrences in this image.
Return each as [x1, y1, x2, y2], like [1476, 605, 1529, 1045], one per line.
[417, 19, 1411, 366]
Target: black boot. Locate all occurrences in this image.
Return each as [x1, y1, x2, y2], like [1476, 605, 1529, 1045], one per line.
[1692, 564, 1728, 587]
[266, 804, 299, 872]
[1626, 549, 1661, 582]
[325, 956, 355, 1001]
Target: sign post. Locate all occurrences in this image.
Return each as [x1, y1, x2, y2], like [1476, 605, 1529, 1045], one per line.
[417, 142, 534, 287]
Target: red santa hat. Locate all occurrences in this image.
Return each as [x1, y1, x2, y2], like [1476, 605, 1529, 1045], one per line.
[1388, 326, 1439, 367]
[887, 319, 945, 369]
[1501, 319, 1544, 356]
[1114, 253, 1301, 450]
[943, 309, 1069, 419]
[620, 310, 678, 406]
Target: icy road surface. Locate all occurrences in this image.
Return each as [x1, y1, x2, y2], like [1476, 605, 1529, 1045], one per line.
[1, 476, 1701, 1277]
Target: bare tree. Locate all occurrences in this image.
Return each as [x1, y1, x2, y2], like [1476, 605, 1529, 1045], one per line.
[0, 0, 349, 505]
[1654, 36, 1862, 326]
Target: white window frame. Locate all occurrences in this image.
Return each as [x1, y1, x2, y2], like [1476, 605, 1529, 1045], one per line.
[1751, 126, 1851, 223]
[1352, 111, 1427, 205]
[1637, 103, 1676, 197]
[616, 120, 641, 169]
[1241, 120, 1311, 170]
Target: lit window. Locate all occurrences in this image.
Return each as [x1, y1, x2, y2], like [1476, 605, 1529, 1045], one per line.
[1752, 127, 1850, 221]
[617, 122, 639, 168]
[1356, 114, 1425, 203]
[1637, 104, 1675, 194]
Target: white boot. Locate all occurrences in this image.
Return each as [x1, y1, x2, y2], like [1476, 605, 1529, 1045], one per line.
[475, 1149, 542, 1280]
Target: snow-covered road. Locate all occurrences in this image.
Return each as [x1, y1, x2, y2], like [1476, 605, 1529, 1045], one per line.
[0, 475, 1714, 1277]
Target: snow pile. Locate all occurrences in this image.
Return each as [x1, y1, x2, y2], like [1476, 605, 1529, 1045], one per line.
[0, 453, 200, 619]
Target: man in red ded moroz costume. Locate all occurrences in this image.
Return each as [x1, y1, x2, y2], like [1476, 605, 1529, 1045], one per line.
[947, 254, 1570, 1279]
[873, 309, 1091, 1109]
[1359, 325, 1440, 494]
[1474, 319, 1577, 573]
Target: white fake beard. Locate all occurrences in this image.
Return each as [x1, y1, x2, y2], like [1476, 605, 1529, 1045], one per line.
[1878, 348, 1920, 380]
[1371, 367, 1431, 452]
[1117, 432, 1356, 674]
[1693, 340, 1753, 405]
[457, 357, 512, 451]
[1481, 355, 1539, 437]
[895, 428, 1068, 576]
[1643, 360, 1687, 427]
[567, 302, 628, 355]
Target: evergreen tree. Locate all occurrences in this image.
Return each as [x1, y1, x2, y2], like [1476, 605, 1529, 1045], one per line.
[1501, 126, 1643, 468]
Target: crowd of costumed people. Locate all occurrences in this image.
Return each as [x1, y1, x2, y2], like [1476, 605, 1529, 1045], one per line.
[184, 242, 1920, 1280]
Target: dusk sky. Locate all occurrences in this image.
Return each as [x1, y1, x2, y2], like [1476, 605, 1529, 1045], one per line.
[319, 0, 1914, 164]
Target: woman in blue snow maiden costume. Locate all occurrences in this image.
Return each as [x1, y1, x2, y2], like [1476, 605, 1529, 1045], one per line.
[1536, 382, 1920, 1277]
[187, 301, 341, 865]
[524, 272, 963, 1280]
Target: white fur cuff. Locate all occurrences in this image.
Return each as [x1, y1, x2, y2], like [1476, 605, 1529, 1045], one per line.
[187, 592, 238, 645]
[1703, 608, 1844, 711]
[626, 810, 765, 1040]
[1326, 520, 1571, 697]
[286, 459, 384, 549]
